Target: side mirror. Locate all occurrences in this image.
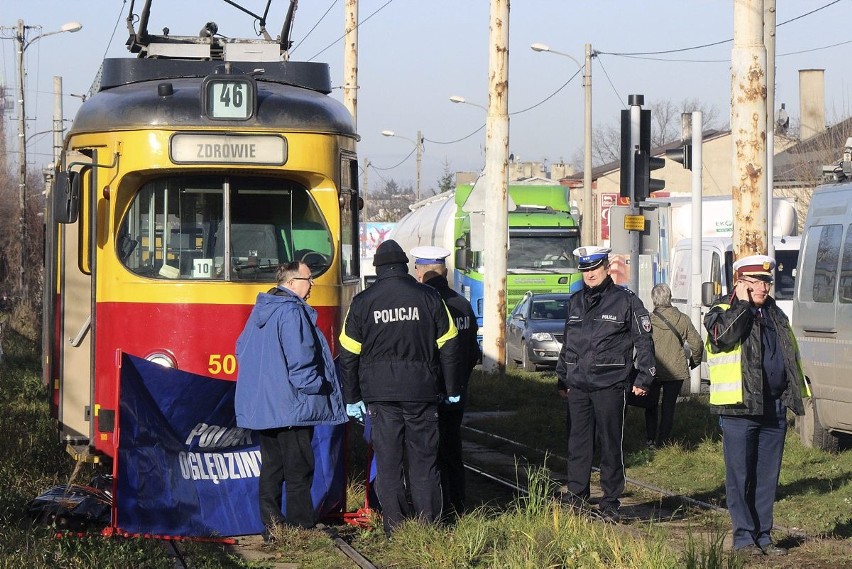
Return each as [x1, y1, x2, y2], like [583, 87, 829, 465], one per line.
[701, 281, 719, 307]
[53, 170, 80, 224]
[455, 247, 470, 272]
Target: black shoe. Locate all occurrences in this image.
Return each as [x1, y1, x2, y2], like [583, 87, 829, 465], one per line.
[760, 544, 788, 556]
[735, 544, 764, 557]
[261, 530, 276, 544]
[645, 439, 656, 449]
[598, 506, 621, 522]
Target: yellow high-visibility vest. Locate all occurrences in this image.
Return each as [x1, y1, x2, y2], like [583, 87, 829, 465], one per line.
[705, 304, 811, 406]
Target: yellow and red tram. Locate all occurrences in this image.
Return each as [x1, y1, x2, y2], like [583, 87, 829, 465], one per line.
[44, 7, 360, 462]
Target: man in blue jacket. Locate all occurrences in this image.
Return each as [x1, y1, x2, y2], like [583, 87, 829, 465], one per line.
[235, 261, 346, 534]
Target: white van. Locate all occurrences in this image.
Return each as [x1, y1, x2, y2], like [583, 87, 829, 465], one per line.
[793, 181, 852, 450]
[672, 236, 799, 324]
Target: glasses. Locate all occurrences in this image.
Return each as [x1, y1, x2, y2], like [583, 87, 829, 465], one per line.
[290, 277, 313, 282]
[739, 278, 771, 288]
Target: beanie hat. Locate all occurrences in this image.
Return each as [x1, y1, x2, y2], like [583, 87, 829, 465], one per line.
[373, 239, 409, 267]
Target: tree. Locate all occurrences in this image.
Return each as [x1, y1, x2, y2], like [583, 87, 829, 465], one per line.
[362, 179, 415, 222]
[436, 159, 455, 194]
[588, 98, 724, 167]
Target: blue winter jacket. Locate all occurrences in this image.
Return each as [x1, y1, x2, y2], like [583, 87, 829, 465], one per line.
[235, 288, 346, 430]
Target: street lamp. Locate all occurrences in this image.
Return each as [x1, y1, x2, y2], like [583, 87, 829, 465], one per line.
[449, 95, 488, 112]
[12, 19, 82, 295]
[531, 42, 594, 246]
[381, 129, 423, 202]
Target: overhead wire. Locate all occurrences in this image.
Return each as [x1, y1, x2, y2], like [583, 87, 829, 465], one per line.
[290, 0, 339, 55]
[307, 0, 396, 62]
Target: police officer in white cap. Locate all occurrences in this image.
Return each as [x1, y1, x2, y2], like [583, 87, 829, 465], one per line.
[555, 245, 656, 519]
[704, 254, 809, 556]
[411, 245, 480, 518]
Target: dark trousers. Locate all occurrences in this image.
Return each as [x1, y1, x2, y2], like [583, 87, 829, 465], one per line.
[644, 380, 684, 444]
[369, 401, 441, 534]
[258, 426, 315, 529]
[720, 399, 787, 550]
[438, 405, 466, 517]
[566, 386, 626, 510]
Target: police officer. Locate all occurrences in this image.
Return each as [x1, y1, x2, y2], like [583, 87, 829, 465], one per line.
[339, 239, 460, 535]
[411, 245, 480, 518]
[704, 254, 809, 557]
[556, 246, 656, 518]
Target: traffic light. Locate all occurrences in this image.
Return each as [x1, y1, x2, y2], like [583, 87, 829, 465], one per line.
[619, 109, 631, 198]
[635, 109, 665, 201]
[620, 104, 665, 200]
[633, 150, 665, 202]
[665, 143, 692, 170]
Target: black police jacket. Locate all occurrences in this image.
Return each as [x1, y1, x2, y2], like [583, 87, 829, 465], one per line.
[556, 277, 656, 392]
[339, 265, 459, 403]
[424, 274, 481, 402]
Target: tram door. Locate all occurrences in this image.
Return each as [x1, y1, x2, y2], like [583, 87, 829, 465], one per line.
[55, 152, 94, 446]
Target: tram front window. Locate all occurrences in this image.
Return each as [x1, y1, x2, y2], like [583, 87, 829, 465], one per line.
[118, 176, 334, 281]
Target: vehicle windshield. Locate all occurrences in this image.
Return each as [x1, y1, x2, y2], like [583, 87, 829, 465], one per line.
[531, 299, 568, 320]
[117, 175, 333, 281]
[508, 235, 579, 270]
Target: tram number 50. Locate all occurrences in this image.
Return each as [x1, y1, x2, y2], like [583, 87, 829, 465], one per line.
[208, 354, 237, 376]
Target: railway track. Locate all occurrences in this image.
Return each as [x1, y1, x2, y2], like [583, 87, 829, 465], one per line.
[218, 419, 830, 567]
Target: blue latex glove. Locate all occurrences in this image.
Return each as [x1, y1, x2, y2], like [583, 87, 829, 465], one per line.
[346, 401, 366, 421]
[445, 395, 461, 405]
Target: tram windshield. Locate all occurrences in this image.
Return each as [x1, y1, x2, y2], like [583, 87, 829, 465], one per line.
[117, 176, 334, 281]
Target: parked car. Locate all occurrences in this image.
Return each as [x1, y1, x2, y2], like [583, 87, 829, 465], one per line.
[506, 292, 570, 371]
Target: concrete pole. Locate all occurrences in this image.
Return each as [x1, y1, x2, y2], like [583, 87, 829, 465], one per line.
[689, 111, 703, 395]
[16, 19, 27, 296]
[53, 76, 63, 165]
[343, 0, 358, 128]
[583, 43, 593, 245]
[765, 0, 776, 258]
[731, 0, 767, 258]
[415, 129, 422, 202]
[481, 0, 509, 376]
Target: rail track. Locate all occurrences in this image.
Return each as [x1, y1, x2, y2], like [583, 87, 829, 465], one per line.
[182, 419, 831, 567]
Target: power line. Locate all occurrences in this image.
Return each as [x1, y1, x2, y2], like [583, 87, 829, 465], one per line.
[308, 0, 396, 62]
[290, 0, 338, 55]
[370, 145, 416, 171]
[598, 0, 843, 57]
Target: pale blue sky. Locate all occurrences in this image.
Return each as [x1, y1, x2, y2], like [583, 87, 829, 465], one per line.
[2, 1, 850, 192]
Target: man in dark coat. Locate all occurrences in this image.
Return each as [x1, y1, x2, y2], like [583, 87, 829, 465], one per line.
[411, 245, 480, 518]
[555, 246, 656, 518]
[339, 240, 460, 534]
[704, 254, 809, 557]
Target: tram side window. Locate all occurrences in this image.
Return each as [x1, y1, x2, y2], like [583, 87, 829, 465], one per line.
[339, 155, 360, 281]
[118, 176, 334, 281]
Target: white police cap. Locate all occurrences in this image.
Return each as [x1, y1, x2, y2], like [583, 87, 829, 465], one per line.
[573, 246, 611, 271]
[410, 245, 451, 265]
[733, 254, 776, 281]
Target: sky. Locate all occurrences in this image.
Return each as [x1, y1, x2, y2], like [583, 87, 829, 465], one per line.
[2, 0, 851, 195]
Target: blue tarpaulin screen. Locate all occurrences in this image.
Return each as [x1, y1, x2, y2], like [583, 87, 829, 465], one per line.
[116, 353, 345, 537]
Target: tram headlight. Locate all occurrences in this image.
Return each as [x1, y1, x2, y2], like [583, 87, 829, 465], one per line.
[145, 351, 177, 368]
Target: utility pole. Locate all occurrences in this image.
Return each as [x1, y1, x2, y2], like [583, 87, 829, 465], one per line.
[482, 0, 509, 376]
[688, 111, 703, 395]
[16, 19, 27, 295]
[415, 129, 422, 202]
[53, 76, 63, 165]
[583, 43, 593, 245]
[343, 0, 358, 128]
[765, 0, 776, 259]
[732, 0, 767, 258]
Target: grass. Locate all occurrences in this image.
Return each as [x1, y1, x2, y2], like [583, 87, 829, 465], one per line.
[4, 311, 849, 567]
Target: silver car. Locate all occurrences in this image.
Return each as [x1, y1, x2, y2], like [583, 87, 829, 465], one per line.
[506, 292, 570, 372]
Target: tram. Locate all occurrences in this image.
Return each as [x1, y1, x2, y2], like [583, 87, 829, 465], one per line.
[43, 0, 361, 463]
